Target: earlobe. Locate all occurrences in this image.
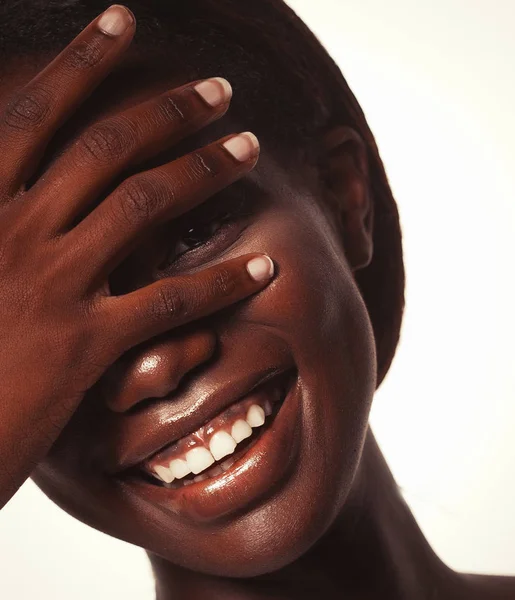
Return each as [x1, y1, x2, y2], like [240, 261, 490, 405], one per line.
[320, 126, 374, 271]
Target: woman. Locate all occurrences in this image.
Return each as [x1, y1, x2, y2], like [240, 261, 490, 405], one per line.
[0, 1, 513, 598]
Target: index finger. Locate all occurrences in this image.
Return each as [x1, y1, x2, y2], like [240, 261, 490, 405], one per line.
[97, 253, 276, 359]
[0, 3, 135, 197]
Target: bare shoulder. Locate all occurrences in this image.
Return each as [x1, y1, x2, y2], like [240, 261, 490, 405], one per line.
[459, 572, 515, 599]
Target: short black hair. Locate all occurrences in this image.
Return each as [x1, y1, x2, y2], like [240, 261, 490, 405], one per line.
[0, 0, 405, 385]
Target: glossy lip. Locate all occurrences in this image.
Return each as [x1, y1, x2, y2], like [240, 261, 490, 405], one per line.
[140, 371, 288, 477]
[107, 367, 292, 475]
[115, 372, 301, 523]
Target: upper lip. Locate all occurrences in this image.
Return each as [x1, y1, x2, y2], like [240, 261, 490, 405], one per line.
[106, 366, 291, 476]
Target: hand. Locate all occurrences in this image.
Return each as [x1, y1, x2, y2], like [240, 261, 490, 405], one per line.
[0, 5, 274, 508]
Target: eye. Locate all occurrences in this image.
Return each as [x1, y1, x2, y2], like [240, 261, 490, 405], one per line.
[157, 194, 253, 272]
[169, 212, 232, 261]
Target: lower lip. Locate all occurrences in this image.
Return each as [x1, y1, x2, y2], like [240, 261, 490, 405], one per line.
[116, 374, 301, 523]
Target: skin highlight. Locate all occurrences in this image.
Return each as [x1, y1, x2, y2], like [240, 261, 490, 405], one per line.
[0, 5, 513, 600]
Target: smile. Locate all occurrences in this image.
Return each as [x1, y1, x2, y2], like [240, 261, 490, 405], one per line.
[117, 368, 301, 521]
[140, 374, 287, 489]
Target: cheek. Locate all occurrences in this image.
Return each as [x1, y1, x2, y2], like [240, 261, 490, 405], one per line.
[246, 211, 376, 440]
[239, 210, 376, 373]
[236, 207, 377, 443]
[229, 211, 378, 541]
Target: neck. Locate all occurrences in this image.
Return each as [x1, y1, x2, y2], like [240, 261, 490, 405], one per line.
[148, 427, 463, 600]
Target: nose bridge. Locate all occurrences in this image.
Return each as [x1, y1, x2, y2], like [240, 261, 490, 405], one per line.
[103, 328, 217, 413]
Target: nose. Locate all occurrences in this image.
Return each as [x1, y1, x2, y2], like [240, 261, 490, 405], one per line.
[102, 328, 217, 413]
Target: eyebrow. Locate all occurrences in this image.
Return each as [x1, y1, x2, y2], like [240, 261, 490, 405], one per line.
[148, 170, 266, 243]
[179, 172, 267, 224]
[224, 173, 267, 199]
[175, 171, 265, 216]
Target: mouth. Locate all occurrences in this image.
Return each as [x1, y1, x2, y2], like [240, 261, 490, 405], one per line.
[116, 368, 301, 521]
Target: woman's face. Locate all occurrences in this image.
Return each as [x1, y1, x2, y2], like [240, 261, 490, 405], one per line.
[7, 53, 377, 577]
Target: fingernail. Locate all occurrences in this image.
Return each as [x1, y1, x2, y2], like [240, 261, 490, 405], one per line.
[246, 256, 274, 282]
[223, 132, 260, 162]
[194, 78, 233, 107]
[98, 4, 134, 36]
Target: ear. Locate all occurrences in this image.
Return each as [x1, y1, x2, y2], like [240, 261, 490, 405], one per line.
[319, 126, 374, 271]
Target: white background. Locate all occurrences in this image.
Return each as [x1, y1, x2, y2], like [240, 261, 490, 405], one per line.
[1, 1, 514, 598]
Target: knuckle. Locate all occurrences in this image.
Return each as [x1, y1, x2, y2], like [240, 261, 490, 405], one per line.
[2, 85, 52, 132]
[63, 39, 103, 71]
[185, 151, 219, 182]
[117, 176, 167, 227]
[211, 267, 236, 298]
[154, 95, 188, 127]
[151, 285, 187, 322]
[79, 119, 133, 164]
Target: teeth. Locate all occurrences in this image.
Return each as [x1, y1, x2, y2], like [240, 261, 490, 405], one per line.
[194, 473, 209, 483]
[149, 392, 281, 483]
[231, 419, 253, 443]
[185, 447, 215, 474]
[209, 431, 237, 461]
[207, 464, 224, 477]
[220, 456, 236, 471]
[183, 479, 194, 486]
[169, 458, 191, 480]
[154, 465, 174, 483]
[246, 404, 265, 427]
[263, 399, 273, 416]
[273, 384, 283, 402]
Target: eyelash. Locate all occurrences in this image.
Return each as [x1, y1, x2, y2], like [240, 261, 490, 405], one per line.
[158, 196, 252, 270]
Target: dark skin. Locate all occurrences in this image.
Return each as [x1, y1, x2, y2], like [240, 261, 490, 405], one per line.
[0, 5, 513, 599]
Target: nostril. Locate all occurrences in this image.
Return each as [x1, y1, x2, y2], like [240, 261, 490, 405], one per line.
[123, 395, 170, 416]
[102, 329, 218, 413]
